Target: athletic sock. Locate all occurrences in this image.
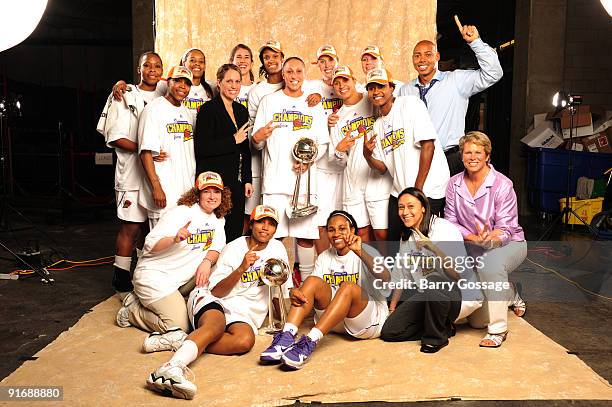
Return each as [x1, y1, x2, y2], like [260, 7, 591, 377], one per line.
[297, 245, 315, 281]
[283, 322, 298, 336]
[306, 327, 323, 342]
[112, 255, 133, 292]
[169, 339, 199, 367]
[114, 255, 131, 271]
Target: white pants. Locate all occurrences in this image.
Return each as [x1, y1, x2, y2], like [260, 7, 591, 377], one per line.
[468, 241, 528, 334]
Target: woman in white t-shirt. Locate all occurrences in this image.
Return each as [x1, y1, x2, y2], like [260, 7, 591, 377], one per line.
[229, 43, 255, 108]
[328, 65, 392, 242]
[145, 205, 291, 400]
[259, 210, 392, 371]
[380, 187, 483, 353]
[97, 51, 164, 297]
[116, 171, 230, 337]
[113, 48, 214, 128]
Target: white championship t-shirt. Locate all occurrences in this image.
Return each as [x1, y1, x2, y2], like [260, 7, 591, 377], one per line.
[236, 83, 253, 109]
[137, 96, 196, 214]
[207, 236, 293, 330]
[372, 96, 450, 199]
[330, 95, 392, 204]
[247, 80, 284, 178]
[392, 217, 484, 304]
[133, 204, 226, 306]
[98, 84, 160, 191]
[157, 80, 211, 127]
[252, 90, 329, 196]
[303, 79, 343, 173]
[313, 244, 390, 302]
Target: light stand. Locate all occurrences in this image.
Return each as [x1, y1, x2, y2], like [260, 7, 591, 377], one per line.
[537, 92, 600, 241]
[0, 96, 54, 283]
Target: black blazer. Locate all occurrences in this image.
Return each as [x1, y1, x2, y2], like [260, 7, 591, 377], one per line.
[194, 95, 252, 185]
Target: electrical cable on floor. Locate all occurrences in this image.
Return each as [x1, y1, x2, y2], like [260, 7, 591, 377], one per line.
[525, 257, 612, 302]
[9, 255, 114, 276]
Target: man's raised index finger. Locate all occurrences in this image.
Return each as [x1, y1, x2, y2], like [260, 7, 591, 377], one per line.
[454, 15, 463, 32]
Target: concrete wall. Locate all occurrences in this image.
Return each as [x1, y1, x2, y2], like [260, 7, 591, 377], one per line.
[510, 0, 612, 215]
[564, 0, 612, 108]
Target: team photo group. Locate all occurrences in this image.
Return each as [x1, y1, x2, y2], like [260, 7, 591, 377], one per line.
[97, 16, 527, 400]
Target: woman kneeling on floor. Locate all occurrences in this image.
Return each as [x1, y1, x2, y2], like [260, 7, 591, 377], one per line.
[259, 210, 392, 370]
[116, 172, 229, 341]
[380, 187, 484, 353]
[444, 131, 527, 348]
[146, 204, 291, 400]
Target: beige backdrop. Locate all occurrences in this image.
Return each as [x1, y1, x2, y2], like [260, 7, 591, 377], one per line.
[154, 0, 437, 84]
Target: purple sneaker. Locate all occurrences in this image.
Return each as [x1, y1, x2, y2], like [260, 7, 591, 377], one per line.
[260, 330, 295, 363]
[281, 335, 317, 370]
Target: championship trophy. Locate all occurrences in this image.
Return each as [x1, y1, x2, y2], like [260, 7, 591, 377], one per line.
[289, 138, 318, 218]
[259, 258, 290, 334]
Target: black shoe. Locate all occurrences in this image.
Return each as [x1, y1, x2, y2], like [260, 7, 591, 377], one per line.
[420, 341, 448, 353]
[112, 266, 134, 292]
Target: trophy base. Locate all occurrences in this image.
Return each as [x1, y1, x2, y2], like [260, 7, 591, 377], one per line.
[289, 205, 318, 219]
[259, 322, 284, 336]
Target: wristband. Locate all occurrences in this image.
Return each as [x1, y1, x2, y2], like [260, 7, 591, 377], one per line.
[202, 258, 213, 266]
[174, 236, 180, 244]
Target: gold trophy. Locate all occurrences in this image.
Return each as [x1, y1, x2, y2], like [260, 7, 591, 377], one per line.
[259, 258, 290, 334]
[289, 138, 318, 218]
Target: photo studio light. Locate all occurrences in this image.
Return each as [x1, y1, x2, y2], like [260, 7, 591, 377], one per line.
[0, 0, 49, 53]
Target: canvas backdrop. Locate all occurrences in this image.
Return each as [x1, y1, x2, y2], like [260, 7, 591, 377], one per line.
[154, 0, 437, 84]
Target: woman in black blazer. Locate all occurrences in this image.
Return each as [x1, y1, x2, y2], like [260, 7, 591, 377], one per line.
[194, 64, 252, 241]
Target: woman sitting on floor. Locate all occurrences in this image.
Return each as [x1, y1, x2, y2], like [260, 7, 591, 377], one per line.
[146, 205, 291, 400]
[259, 210, 391, 370]
[116, 172, 229, 342]
[380, 187, 484, 353]
[445, 131, 527, 348]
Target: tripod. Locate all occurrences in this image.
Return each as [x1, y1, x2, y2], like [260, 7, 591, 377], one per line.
[537, 103, 600, 241]
[0, 99, 55, 283]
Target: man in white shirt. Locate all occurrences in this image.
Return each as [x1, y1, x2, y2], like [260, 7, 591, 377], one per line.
[252, 57, 329, 282]
[399, 17, 503, 175]
[363, 68, 450, 242]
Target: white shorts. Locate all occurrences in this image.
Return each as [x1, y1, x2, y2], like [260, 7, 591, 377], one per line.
[244, 176, 262, 215]
[315, 169, 343, 226]
[187, 288, 259, 335]
[366, 199, 389, 230]
[343, 200, 370, 229]
[314, 299, 388, 339]
[263, 194, 319, 240]
[116, 190, 147, 222]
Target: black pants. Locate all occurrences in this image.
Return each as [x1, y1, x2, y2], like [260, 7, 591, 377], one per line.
[225, 181, 245, 242]
[445, 148, 464, 177]
[381, 279, 461, 346]
[388, 195, 446, 242]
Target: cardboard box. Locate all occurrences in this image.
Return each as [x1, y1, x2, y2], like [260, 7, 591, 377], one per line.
[521, 121, 564, 148]
[534, 113, 547, 128]
[582, 130, 612, 153]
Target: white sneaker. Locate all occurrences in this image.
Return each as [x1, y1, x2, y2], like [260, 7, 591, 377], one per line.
[116, 292, 137, 328]
[143, 328, 187, 353]
[146, 362, 197, 400]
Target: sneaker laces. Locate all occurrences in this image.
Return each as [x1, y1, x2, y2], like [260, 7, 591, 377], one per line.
[292, 335, 316, 354]
[270, 331, 292, 347]
[172, 362, 196, 383]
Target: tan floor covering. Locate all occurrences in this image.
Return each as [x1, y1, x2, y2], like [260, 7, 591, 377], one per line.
[2, 297, 611, 406]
